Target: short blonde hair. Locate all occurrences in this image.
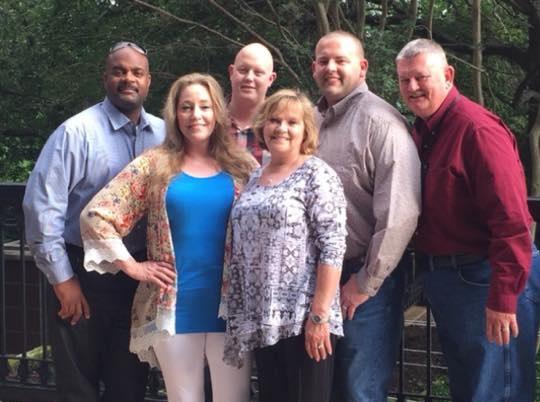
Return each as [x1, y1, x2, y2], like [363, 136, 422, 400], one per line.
[252, 89, 318, 155]
[317, 30, 365, 59]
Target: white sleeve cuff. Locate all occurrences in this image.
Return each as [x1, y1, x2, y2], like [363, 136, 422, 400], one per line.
[83, 238, 132, 275]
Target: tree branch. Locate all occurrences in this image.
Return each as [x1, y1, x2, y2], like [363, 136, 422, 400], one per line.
[338, 4, 356, 34]
[131, 0, 244, 47]
[208, 0, 301, 83]
[313, 0, 331, 36]
[264, 0, 301, 47]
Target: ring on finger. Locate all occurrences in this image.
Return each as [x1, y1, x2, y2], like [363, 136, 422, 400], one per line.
[317, 344, 324, 349]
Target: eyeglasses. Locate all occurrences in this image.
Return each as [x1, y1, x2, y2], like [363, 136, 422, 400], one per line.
[109, 41, 147, 55]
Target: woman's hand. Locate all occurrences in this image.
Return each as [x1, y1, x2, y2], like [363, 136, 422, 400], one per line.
[304, 319, 332, 362]
[115, 258, 176, 292]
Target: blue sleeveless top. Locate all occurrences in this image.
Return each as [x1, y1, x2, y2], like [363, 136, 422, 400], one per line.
[165, 171, 234, 333]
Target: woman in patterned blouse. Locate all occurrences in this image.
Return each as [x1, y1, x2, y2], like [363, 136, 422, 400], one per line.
[80, 73, 256, 402]
[223, 89, 347, 402]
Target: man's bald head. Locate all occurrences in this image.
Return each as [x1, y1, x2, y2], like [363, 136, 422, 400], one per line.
[229, 43, 276, 107]
[234, 43, 274, 72]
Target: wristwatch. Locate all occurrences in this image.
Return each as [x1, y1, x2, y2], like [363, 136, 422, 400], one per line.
[309, 312, 329, 325]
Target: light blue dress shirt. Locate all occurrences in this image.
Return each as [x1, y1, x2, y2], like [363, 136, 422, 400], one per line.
[23, 97, 165, 285]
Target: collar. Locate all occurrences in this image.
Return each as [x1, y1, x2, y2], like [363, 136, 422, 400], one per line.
[316, 82, 369, 118]
[229, 115, 245, 132]
[103, 97, 153, 133]
[416, 86, 460, 132]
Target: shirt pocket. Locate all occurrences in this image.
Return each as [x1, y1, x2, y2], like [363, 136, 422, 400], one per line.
[424, 165, 470, 215]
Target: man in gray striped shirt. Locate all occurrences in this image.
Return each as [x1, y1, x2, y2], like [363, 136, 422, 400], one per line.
[312, 31, 421, 402]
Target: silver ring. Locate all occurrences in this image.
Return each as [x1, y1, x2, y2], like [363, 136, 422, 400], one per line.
[501, 327, 509, 332]
[317, 344, 323, 349]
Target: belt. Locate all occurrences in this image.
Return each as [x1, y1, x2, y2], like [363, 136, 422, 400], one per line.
[416, 252, 486, 270]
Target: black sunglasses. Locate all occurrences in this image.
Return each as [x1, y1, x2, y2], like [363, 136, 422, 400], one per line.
[109, 41, 147, 55]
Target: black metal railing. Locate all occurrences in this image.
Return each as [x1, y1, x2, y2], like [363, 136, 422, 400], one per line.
[2, 182, 500, 402]
[0, 183, 168, 402]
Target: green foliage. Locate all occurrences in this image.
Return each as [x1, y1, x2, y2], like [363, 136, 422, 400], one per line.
[0, 0, 536, 181]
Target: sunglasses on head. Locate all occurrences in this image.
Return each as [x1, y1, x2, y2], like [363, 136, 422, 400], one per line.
[109, 41, 147, 55]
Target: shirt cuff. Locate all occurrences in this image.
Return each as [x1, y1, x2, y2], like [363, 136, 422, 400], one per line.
[487, 288, 518, 314]
[83, 238, 132, 275]
[355, 268, 384, 297]
[31, 248, 74, 285]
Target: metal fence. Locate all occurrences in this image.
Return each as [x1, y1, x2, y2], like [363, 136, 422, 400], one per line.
[0, 182, 464, 402]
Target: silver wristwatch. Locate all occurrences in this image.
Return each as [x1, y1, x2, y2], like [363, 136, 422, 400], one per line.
[309, 312, 329, 325]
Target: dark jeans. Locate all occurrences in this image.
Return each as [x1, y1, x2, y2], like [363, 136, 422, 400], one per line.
[332, 263, 405, 402]
[254, 333, 337, 402]
[419, 247, 540, 402]
[49, 244, 149, 402]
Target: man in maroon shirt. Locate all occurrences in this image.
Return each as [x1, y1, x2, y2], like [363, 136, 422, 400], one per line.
[396, 38, 540, 402]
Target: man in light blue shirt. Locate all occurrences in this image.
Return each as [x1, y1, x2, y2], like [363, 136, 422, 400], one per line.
[23, 41, 165, 402]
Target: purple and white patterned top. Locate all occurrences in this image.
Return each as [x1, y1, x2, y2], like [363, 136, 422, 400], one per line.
[224, 156, 347, 366]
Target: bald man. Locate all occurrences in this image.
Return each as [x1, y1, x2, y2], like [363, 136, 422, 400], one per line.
[228, 43, 276, 163]
[23, 41, 165, 402]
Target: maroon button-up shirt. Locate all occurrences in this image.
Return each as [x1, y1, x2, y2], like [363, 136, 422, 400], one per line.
[413, 86, 532, 313]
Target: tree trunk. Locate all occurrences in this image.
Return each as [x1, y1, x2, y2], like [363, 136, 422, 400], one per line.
[329, 0, 340, 30]
[472, 0, 484, 105]
[379, 0, 388, 32]
[406, 0, 418, 40]
[355, 0, 366, 39]
[530, 102, 540, 196]
[426, 0, 434, 38]
[313, 0, 330, 36]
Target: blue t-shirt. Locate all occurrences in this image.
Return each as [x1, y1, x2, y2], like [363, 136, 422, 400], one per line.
[166, 171, 234, 333]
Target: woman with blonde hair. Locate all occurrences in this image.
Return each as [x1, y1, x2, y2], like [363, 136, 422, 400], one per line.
[224, 89, 347, 402]
[80, 73, 255, 402]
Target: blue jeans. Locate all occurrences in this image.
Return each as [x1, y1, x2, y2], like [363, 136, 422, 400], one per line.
[332, 263, 405, 402]
[421, 247, 540, 402]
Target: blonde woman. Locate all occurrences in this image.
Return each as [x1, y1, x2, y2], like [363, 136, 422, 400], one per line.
[224, 89, 347, 402]
[80, 73, 255, 402]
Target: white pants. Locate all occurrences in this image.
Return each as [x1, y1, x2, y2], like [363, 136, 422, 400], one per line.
[154, 333, 251, 402]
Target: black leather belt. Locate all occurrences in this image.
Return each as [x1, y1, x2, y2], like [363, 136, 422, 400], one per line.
[416, 252, 486, 270]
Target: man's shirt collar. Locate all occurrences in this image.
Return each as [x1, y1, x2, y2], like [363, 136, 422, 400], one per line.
[103, 97, 153, 133]
[316, 82, 369, 118]
[418, 86, 460, 132]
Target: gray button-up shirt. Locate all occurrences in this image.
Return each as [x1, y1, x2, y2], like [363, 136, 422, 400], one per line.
[23, 97, 165, 284]
[316, 83, 421, 295]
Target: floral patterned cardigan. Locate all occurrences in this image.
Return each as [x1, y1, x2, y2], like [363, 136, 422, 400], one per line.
[79, 148, 242, 367]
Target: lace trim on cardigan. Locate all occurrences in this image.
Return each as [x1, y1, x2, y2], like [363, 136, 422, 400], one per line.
[83, 238, 132, 274]
[129, 307, 175, 368]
